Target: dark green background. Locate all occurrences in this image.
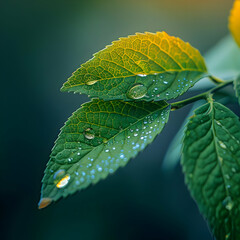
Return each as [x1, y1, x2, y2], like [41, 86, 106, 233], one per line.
[1, 0, 237, 239]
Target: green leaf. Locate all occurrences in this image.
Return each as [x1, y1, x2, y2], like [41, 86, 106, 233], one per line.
[163, 35, 240, 171]
[39, 99, 170, 209]
[61, 32, 207, 101]
[181, 101, 240, 240]
[234, 75, 240, 105]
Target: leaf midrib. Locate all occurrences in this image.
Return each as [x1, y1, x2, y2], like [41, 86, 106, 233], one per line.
[209, 101, 234, 235]
[63, 70, 206, 89]
[58, 102, 169, 185]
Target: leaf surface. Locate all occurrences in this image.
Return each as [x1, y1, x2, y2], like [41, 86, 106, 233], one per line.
[39, 100, 170, 208]
[182, 101, 240, 240]
[61, 32, 207, 101]
[229, 0, 240, 48]
[234, 75, 240, 105]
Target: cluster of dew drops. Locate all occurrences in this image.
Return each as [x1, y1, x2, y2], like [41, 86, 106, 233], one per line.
[126, 73, 194, 100]
[51, 108, 168, 191]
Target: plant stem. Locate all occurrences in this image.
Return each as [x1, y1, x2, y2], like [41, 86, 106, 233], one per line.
[171, 80, 233, 111]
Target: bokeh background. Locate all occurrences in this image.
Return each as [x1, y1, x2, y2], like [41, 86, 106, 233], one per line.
[2, 0, 239, 239]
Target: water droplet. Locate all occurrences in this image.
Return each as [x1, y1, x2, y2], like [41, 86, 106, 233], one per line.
[137, 74, 147, 77]
[98, 167, 102, 172]
[163, 81, 168, 84]
[105, 149, 109, 152]
[86, 80, 98, 85]
[120, 153, 125, 159]
[56, 174, 70, 188]
[127, 84, 147, 99]
[222, 196, 234, 211]
[216, 120, 221, 126]
[84, 128, 95, 140]
[80, 177, 85, 182]
[53, 169, 66, 181]
[219, 141, 227, 149]
[103, 138, 108, 143]
[232, 167, 236, 173]
[38, 198, 52, 209]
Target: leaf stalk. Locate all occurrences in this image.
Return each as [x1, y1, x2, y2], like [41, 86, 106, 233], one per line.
[170, 80, 233, 111]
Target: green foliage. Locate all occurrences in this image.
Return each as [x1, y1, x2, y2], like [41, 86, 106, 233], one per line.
[182, 101, 240, 239]
[61, 32, 207, 101]
[40, 4, 240, 239]
[40, 100, 170, 204]
[163, 35, 240, 171]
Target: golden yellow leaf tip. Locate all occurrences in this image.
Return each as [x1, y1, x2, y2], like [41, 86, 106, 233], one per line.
[38, 197, 52, 209]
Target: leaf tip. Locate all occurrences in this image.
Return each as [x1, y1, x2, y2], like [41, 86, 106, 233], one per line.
[38, 197, 52, 209]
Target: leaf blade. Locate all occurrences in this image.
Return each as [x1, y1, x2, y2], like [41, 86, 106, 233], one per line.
[61, 32, 207, 101]
[229, 0, 240, 48]
[181, 101, 240, 240]
[39, 100, 170, 208]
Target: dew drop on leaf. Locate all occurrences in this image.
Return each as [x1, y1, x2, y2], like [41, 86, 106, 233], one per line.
[219, 141, 227, 149]
[127, 84, 147, 99]
[86, 80, 98, 85]
[53, 169, 66, 182]
[103, 138, 108, 143]
[84, 128, 95, 140]
[137, 74, 147, 77]
[225, 174, 230, 180]
[56, 174, 70, 188]
[222, 196, 234, 211]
